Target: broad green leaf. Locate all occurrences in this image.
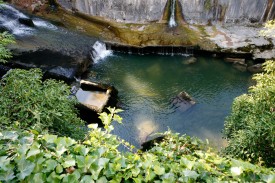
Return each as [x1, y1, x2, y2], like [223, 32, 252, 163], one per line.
[17, 158, 36, 180]
[0, 169, 15, 182]
[44, 159, 58, 172]
[261, 174, 275, 183]
[183, 169, 199, 179]
[96, 176, 108, 183]
[26, 146, 41, 159]
[76, 156, 85, 168]
[80, 175, 95, 183]
[62, 157, 76, 168]
[31, 173, 45, 182]
[88, 123, 98, 130]
[231, 167, 243, 176]
[153, 165, 165, 176]
[56, 164, 63, 174]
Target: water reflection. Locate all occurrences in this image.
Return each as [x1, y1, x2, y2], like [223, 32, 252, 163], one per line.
[90, 54, 252, 148]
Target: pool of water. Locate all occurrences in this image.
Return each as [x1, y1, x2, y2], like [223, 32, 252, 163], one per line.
[89, 54, 252, 148]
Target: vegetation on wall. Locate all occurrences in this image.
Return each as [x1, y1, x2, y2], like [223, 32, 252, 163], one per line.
[224, 60, 275, 167]
[0, 69, 86, 140]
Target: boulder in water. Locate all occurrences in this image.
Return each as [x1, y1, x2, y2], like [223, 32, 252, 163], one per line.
[233, 61, 247, 72]
[224, 57, 245, 64]
[247, 63, 263, 73]
[0, 65, 12, 78]
[171, 91, 195, 112]
[184, 57, 197, 65]
[44, 66, 77, 83]
[18, 17, 35, 27]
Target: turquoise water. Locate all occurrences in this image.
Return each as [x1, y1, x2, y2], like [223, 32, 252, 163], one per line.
[90, 54, 252, 148]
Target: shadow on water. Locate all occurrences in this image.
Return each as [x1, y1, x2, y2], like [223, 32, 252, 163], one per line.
[90, 54, 252, 149]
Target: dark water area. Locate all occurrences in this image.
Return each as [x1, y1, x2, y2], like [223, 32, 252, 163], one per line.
[90, 54, 252, 148]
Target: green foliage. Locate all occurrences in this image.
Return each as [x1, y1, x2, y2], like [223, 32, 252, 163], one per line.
[0, 128, 274, 183]
[0, 32, 15, 63]
[224, 60, 275, 167]
[260, 20, 275, 38]
[0, 69, 86, 140]
[0, 110, 274, 183]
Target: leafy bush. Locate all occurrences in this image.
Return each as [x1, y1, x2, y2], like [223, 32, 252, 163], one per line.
[0, 32, 14, 63]
[224, 60, 275, 167]
[0, 109, 274, 183]
[0, 68, 86, 140]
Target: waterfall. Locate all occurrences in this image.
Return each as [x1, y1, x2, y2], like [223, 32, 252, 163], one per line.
[0, 4, 57, 35]
[90, 41, 112, 63]
[169, 0, 177, 27]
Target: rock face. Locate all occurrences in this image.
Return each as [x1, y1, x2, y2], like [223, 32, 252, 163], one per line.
[57, 0, 275, 24]
[179, 0, 275, 25]
[63, 0, 168, 23]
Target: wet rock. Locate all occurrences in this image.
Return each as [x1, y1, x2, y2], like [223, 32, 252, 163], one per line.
[247, 63, 264, 73]
[18, 17, 35, 27]
[171, 91, 195, 112]
[184, 57, 197, 65]
[0, 65, 12, 78]
[75, 80, 118, 124]
[141, 136, 165, 151]
[44, 66, 77, 83]
[224, 57, 245, 64]
[233, 61, 247, 72]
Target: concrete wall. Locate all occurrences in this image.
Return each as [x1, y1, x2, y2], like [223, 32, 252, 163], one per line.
[72, 0, 167, 23]
[57, 0, 275, 24]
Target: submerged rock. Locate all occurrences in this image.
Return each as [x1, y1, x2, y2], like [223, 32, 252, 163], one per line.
[184, 57, 197, 65]
[247, 63, 264, 73]
[44, 66, 77, 83]
[171, 91, 195, 112]
[233, 61, 247, 72]
[224, 57, 245, 64]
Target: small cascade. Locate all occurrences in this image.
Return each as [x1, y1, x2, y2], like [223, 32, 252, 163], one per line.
[0, 4, 34, 35]
[0, 4, 58, 35]
[90, 41, 112, 63]
[169, 0, 177, 28]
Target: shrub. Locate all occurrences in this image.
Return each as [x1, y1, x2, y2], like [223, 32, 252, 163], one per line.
[224, 60, 275, 167]
[0, 109, 274, 182]
[0, 68, 86, 140]
[0, 32, 14, 63]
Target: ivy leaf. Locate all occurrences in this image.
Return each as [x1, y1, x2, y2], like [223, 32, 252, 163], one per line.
[1, 131, 18, 141]
[17, 158, 36, 180]
[44, 159, 58, 172]
[97, 176, 108, 183]
[183, 169, 199, 179]
[231, 167, 243, 176]
[26, 146, 40, 159]
[0, 169, 15, 182]
[32, 173, 45, 182]
[261, 174, 275, 183]
[80, 175, 95, 183]
[62, 157, 76, 168]
[153, 165, 165, 175]
[56, 164, 63, 174]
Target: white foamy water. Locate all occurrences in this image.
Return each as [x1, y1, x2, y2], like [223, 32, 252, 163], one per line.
[90, 41, 112, 63]
[33, 19, 58, 30]
[169, 0, 177, 28]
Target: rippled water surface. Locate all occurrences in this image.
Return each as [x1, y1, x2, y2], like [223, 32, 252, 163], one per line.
[90, 54, 252, 148]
